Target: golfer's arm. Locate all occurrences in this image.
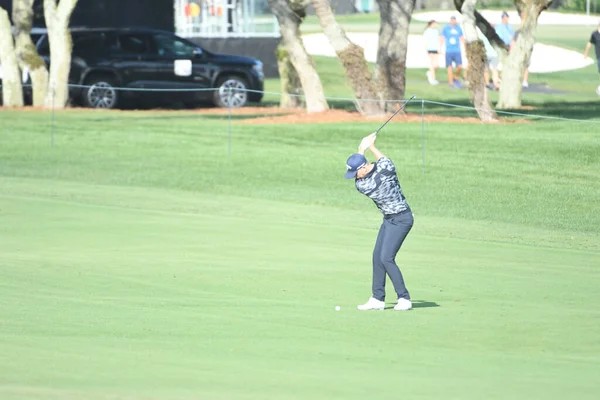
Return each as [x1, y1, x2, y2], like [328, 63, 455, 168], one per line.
[584, 42, 591, 58]
[368, 145, 385, 161]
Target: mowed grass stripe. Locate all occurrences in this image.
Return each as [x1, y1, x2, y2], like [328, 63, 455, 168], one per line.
[1, 185, 599, 399]
[2, 110, 599, 236]
[2, 174, 599, 252]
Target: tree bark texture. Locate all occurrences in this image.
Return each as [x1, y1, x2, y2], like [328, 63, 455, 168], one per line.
[496, 0, 552, 109]
[276, 44, 304, 108]
[374, 0, 415, 111]
[13, 0, 48, 107]
[274, 0, 304, 109]
[460, 0, 498, 122]
[465, 41, 498, 122]
[311, 0, 384, 116]
[0, 7, 24, 107]
[44, 0, 78, 109]
[269, 0, 328, 113]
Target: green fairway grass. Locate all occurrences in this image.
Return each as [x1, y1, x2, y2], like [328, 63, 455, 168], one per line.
[1, 110, 599, 399]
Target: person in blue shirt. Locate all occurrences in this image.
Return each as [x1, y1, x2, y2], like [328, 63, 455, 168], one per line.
[495, 12, 516, 84]
[441, 16, 464, 88]
[495, 11, 515, 48]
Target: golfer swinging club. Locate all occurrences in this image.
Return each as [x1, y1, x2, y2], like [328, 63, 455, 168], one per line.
[345, 133, 414, 311]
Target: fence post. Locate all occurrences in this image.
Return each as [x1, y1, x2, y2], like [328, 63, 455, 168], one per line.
[228, 86, 232, 157]
[51, 82, 55, 148]
[421, 99, 425, 176]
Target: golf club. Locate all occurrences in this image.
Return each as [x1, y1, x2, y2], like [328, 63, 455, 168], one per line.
[374, 94, 417, 136]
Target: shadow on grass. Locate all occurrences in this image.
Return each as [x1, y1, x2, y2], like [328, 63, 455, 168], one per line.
[421, 98, 600, 121]
[525, 101, 600, 120]
[412, 300, 441, 309]
[262, 98, 600, 121]
[384, 300, 440, 310]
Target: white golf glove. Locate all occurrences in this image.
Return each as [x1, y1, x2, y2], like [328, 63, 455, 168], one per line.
[359, 133, 377, 152]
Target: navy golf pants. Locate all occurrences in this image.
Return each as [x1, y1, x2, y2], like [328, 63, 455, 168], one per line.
[372, 210, 414, 301]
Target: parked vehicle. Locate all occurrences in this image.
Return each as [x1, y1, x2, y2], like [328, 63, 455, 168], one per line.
[1, 28, 264, 109]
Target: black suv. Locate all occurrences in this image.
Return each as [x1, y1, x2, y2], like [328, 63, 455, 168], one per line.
[34, 28, 264, 109]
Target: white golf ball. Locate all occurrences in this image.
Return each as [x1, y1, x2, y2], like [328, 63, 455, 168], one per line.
[335, 306, 341, 311]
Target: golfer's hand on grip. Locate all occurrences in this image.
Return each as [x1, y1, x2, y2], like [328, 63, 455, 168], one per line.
[358, 133, 377, 153]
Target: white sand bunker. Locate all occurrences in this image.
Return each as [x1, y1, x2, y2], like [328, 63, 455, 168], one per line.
[303, 10, 597, 73]
[302, 32, 594, 73]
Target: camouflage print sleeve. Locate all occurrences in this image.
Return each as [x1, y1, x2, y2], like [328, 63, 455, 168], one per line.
[378, 157, 396, 173]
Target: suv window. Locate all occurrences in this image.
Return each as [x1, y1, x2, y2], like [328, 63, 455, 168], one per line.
[118, 34, 151, 54]
[73, 33, 116, 57]
[153, 34, 196, 58]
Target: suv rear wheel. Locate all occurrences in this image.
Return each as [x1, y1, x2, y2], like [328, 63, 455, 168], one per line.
[213, 76, 249, 108]
[82, 76, 119, 109]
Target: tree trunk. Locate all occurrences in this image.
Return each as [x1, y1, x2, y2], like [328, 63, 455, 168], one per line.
[460, 0, 498, 122]
[0, 8, 24, 107]
[465, 41, 498, 122]
[311, 0, 384, 116]
[269, 0, 328, 113]
[273, 0, 305, 109]
[277, 44, 304, 108]
[374, 0, 415, 111]
[44, 0, 78, 109]
[496, 0, 552, 109]
[13, 0, 49, 107]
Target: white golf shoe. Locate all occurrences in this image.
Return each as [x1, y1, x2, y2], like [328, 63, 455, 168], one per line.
[394, 298, 412, 311]
[357, 297, 385, 311]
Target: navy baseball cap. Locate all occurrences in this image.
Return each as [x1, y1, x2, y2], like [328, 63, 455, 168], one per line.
[345, 153, 367, 179]
[501, 11, 509, 17]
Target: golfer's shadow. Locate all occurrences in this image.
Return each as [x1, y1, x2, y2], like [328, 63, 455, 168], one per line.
[384, 300, 440, 310]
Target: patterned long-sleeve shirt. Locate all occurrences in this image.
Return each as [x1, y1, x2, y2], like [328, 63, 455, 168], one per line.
[355, 157, 409, 215]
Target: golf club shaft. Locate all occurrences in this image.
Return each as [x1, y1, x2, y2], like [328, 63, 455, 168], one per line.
[375, 94, 417, 136]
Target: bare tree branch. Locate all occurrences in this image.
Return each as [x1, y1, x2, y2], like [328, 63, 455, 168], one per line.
[454, 0, 509, 54]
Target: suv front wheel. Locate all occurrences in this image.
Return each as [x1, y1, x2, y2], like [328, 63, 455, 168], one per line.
[213, 76, 249, 108]
[82, 76, 119, 109]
